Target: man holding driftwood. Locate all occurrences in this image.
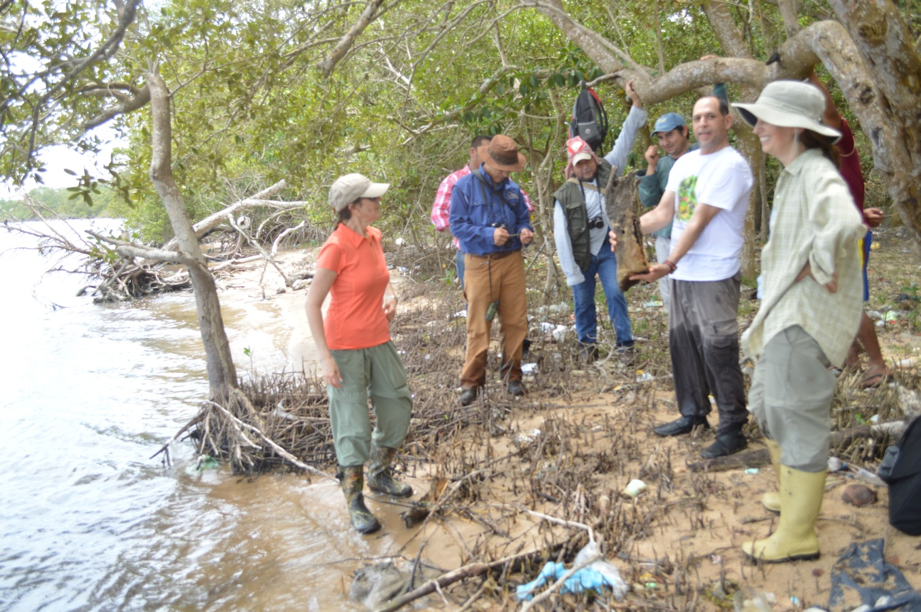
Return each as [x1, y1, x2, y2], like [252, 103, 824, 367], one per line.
[615, 94, 754, 459]
[552, 80, 646, 364]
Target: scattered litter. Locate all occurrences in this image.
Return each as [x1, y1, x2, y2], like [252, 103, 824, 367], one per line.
[828, 457, 845, 472]
[272, 402, 297, 421]
[515, 541, 628, 601]
[882, 310, 900, 323]
[790, 596, 801, 607]
[643, 300, 663, 308]
[895, 357, 916, 368]
[397, 266, 408, 273]
[394, 237, 405, 246]
[866, 310, 882, 320]
[521, 363, 538, 375]
[453, 309, 467, 319]
[744, 468, 759, 475]
[732, 589, 772, 612]
[710, 554, 722, 565]
[622, 479, 647, 498]
[536, 302, 570, 315]
[636, 372, 655, 383]
[512, 428, 541, 446]
[551, 325, 571, 342]
[197, 455, 220, 470]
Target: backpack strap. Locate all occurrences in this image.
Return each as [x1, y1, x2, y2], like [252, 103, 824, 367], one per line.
[567, 177, 601, 193]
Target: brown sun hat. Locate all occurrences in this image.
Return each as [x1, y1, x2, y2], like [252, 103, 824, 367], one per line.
[484, 134, 527, 172]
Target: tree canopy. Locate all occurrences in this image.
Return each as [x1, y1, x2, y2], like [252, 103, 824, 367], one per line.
[2, 0, 919, 244]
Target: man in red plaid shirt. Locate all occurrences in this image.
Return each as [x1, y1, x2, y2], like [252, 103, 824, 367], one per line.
[431, 135, 533, 289]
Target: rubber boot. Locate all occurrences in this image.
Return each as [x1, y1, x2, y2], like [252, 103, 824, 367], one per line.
[367, 445, 413, 498]
[742, 466, 826, 562]
[338, 465, 381, 534]
[761, 439, 782, 513]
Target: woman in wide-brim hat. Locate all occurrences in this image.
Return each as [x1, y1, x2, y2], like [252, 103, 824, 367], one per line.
[305, 173, 414, 535]
[734, 81, 866, 563]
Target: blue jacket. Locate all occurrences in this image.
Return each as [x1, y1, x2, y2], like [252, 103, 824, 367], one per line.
[449, 165, 533, 255]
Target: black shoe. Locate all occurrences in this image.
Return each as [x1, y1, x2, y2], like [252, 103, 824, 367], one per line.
[616, 346, 636, 366]
[579, 344, 599, 364]
[459, 387, 478, 406]
[653, 415, 709, 437]
[508, 380, 526, 396]
[700, 431, 748, 458]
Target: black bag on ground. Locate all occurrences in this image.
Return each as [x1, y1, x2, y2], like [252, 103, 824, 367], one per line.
[877, 416, 921, 536]
[569, 82, 609, 153]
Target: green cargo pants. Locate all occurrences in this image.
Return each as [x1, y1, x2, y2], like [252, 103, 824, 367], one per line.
[328, 341, 412, 467]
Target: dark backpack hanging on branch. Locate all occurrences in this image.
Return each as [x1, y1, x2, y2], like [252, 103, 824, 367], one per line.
[569, 82, 609, 153]
[878, 416, 921, 535]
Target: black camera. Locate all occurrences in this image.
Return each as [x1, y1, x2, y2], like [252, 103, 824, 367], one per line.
[490, 222, 508, 230]
[587, 216, 605, 230]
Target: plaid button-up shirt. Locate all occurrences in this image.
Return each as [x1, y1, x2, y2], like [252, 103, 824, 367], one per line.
[741, 149, 866, 367]
[431, 165, 533, 249]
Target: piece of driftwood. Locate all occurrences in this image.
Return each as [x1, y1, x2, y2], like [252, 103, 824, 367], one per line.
[604, 169, 649, 291]
[687, 422, 907, 473]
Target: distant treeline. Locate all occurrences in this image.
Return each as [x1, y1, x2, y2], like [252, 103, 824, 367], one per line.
[0, 186, 118, 221]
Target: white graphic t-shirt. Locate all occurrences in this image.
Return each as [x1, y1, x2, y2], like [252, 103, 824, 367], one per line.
[665, 146, 754, 281]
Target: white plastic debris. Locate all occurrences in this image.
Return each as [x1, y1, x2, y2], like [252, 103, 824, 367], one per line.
[622, 479, 647, 498]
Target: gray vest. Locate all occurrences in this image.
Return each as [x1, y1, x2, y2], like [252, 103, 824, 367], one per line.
[553, 159, 612, 271]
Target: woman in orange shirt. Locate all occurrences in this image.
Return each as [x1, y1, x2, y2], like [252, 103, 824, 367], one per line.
[306, 173, 413, 535]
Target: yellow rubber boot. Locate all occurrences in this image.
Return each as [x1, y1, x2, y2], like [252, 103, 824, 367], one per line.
[742, 466, 825, 562]
[761, 439, 782, 513]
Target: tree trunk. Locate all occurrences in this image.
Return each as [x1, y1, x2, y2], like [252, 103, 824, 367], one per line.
[147, 71, 238, 401]
[826, 0, 921, 248]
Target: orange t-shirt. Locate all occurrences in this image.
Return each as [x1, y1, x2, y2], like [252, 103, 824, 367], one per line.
[316, 224, 391, 350]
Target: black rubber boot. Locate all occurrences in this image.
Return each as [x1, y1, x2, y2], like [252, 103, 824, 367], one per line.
[338, 465, 381, 534]
[367, 445, 413, 498]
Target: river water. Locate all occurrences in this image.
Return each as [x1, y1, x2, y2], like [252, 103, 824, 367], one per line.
[0, 220, 429, 611]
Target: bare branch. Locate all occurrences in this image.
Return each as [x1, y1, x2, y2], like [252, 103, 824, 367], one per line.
[317, 0, 387, 77]
[83, 83, 151, 130]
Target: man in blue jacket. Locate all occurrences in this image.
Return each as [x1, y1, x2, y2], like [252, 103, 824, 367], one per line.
[450, 135, 534, 405]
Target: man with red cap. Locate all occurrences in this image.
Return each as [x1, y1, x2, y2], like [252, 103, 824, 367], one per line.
[552, 80, 646, 364]
[449, 135, 534, 405]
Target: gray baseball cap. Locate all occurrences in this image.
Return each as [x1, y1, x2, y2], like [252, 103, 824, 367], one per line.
[328, 173, 390, 212]
[653, 112, 686, 134]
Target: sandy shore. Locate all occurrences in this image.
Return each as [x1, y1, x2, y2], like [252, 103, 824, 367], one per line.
[208, 242, 921, 611]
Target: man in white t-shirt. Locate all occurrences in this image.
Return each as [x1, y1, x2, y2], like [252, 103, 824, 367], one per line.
[614, 95, 754, 459]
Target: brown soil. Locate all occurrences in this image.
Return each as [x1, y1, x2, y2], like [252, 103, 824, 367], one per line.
[207, 226, 921, 611]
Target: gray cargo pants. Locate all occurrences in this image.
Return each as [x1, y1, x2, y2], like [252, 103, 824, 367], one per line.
[668, 273, 748, 436]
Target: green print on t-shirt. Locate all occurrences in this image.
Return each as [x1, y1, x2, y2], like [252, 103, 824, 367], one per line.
[678, 175, 699, 221]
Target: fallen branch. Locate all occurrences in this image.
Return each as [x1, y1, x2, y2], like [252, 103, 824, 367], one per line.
[149, 410, 205, 465]
[162, 180, 307, 250]
[374, 547, 548, 612]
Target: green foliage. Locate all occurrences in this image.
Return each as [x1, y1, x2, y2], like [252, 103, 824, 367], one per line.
[2, 0, 904, 247]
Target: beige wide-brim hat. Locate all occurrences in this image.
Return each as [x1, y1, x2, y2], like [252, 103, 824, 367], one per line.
[484, 134, 527, 172]
[328, 173, 390, 212]
[732, 80, 841, 143]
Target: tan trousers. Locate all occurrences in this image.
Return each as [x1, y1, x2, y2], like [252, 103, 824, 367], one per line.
[461, 251, 528, 389]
